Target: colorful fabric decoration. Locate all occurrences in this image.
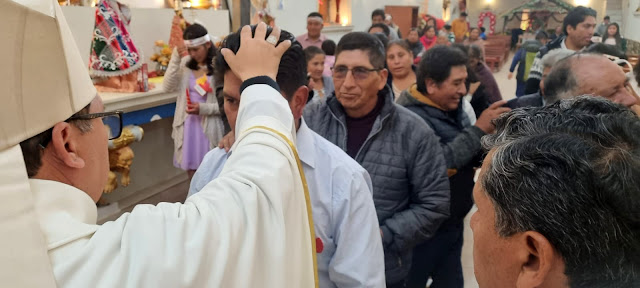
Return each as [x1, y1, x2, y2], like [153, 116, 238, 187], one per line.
[89, 0, 142, 77]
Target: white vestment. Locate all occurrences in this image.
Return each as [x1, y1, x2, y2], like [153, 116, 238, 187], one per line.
[30, 84, 318, 287]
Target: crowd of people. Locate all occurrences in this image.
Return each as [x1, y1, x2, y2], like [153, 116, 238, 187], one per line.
[4, 1, 640, 288]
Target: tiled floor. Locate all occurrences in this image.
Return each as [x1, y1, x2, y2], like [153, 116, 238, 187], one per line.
[460, 53, 517, 288]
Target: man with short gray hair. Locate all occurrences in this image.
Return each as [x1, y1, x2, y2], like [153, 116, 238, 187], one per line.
[471, 96, 640, 288]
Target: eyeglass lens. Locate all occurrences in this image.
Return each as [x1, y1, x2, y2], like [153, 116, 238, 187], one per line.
[102, 115, 122, 140]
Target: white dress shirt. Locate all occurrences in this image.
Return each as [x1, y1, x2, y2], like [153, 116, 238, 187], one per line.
[190, 120, 386, 287]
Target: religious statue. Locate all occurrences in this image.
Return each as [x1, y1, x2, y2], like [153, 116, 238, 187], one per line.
[100, 125, 144, 205]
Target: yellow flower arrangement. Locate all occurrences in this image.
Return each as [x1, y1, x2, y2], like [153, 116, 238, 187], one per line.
[150, 40, 172, 67]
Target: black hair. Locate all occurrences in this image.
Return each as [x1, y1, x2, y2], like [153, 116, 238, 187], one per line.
[183, 23, 216, 75]
[460, 12, 468, 17]
[421, 25, 436, 37]
[535, 30, 549, 41]
[604, 15, 610, 20]
[480, 27, 486, 33]
[307, 12, 323, 19]
[213, 25, 306, 100]
[563, 6, 597, 35]
[336, 32, 386, 69]
[444, 24, 452, 30]
[372, 33, 390, 50]
[369, 23, 391, 37]
[304, 46, 325, 63]
[416, 45, 468, 94]
[387, 40, 412, 55]
[602, 23, 624, 51]
[371, 9, 385, 20]
[585, 43, 626, 59]
[321, 39, 336, 56]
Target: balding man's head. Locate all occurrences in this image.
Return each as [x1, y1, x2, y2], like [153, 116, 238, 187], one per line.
[543, 53, 638, 107]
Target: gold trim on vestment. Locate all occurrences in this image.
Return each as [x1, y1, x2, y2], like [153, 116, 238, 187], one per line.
[244, 126, 319, 288]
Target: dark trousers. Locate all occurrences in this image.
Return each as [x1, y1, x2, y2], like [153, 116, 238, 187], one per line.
[387, 280, 407, 288]
[406, 221, 465, 288]
[516, 80, 526, 97]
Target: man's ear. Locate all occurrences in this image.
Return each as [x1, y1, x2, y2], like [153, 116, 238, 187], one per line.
[515, 231, 562, 288]
[378, 69, 389, 90]
[290, 85, 310, 120]
[50, 122, 85, 169]
[426, 79, 437, 95]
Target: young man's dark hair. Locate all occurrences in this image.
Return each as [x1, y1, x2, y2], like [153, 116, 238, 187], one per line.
[604, 15, 610, 21]
[480, 96, 640, 288]
[307, 12, 323, 19]
[336, 32, 386, 69]
[321, 39, 336, 56]
[368, 23, 391, 38]
[371, 9, 385, 20]
[460, 12, 468, 17]
[563, 6, 597, 35]
[214, 25, 306, 99]
[444, 24, 452, 30]
[416, 46, 468, 94]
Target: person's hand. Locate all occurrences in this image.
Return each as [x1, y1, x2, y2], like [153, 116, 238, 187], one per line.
[475, 100, 511, 134]
[468, 82, 481, 95]
[218, 131, 236, 152]
[186, 102, 200, 114]
[220, 23, 291, 82]
[507, 72, 514, 80]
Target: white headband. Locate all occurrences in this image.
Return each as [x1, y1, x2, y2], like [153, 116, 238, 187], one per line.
[307, 16, 323, 23]
[184, 34, 211, 48]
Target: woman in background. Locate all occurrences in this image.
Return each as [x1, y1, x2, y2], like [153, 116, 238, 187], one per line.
[406, 28, 424, 62]
[164, 23, 225, 178]
[602, 23, 627, 53]
[305, 46, 334, 102]
[387, 40, 417, 100]
[420, 26, 438, 53]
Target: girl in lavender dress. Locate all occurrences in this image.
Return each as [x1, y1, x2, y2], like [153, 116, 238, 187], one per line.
[164, 24, 225, 178]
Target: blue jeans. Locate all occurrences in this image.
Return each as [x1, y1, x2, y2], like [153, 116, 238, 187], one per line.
[406, 221, 465, 288]
[516, 80, 526, 97]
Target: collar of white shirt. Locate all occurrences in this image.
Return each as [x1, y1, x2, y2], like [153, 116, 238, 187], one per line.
[30, 179, 98, 250]
[295, 119, 316, 169]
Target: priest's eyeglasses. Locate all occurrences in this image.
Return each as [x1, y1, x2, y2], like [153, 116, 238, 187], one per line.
[69, 111, 124, 140]
[39, 111, 123, 149]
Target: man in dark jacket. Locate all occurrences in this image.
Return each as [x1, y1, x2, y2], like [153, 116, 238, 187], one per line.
[397, 46, 510, 288]
[304, 32, 450, 288]
[524, 6, 596, 95]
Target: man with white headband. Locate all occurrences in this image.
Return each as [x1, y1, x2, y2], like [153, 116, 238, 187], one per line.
[296, 12, 327, 49]
[0, 0, 317, 287]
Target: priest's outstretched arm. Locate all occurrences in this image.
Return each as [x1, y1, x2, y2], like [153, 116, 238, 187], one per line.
[49, 24, 318, 288]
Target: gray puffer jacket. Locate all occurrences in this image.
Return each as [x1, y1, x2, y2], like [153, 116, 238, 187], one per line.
[303, 86, 450, 284]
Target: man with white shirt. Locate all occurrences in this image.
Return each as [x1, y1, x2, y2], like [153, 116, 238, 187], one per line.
[0, 1, 316, 285]
[524, 6, 596, 95]
[189, 27, 385, 288]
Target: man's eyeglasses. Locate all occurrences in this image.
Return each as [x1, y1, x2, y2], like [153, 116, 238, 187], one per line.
[39, 111, 123, 149]
[332, 66, 381, 80]
[69, 111, 124, 140]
